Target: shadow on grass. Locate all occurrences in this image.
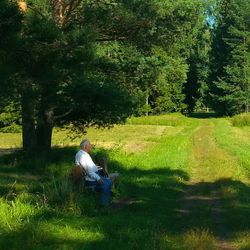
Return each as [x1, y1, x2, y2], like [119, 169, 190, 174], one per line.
[176, 178, 250, 237]
[0, 146, 78, 197]
[188, 112, 219, 119]
[0, 146, 77, 172]
[0, 149, 250, 249]
[0, 166, 189, 249]
[0, 147, 189, 249]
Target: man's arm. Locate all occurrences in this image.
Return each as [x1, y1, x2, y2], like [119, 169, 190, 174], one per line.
[79, 156, 101, 181]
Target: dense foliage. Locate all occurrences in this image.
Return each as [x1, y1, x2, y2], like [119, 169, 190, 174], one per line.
[0, 0, 250, 153]
[209, 0, 250, 115]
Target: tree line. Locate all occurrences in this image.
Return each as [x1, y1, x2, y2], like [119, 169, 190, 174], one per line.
[0, 0, 249, 153]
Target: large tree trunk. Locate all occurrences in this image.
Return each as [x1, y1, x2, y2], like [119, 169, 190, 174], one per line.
[21, 92, 36, 153]
[22, 92, 54, 154]
[36, 110, 54, 153]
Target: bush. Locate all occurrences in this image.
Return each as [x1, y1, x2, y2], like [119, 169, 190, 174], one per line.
[232, 113, 250, 127]
[0, 123, 22, 133]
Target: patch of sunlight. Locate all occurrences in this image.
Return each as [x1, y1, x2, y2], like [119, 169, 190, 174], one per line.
[93, 141, 120, 150]
[188, 124, 248, 183]
[235, 232, 250, 250]
[52, 125, 183, 148]
[0, 195, 39, 231]
[183, 228, 217, 250]
[0, 133, 22, 148]
[229, 127, 250, 145]
[37, 222, 105, 242]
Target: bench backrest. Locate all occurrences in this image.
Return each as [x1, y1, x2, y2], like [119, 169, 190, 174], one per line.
[71, 165, 86, 184]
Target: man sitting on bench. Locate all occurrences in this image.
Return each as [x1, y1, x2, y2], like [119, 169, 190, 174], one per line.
[75, 139, 113, 207]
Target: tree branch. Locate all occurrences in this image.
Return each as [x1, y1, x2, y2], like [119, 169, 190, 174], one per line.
[63, 0, 82, 25]
[95, 36, 128, 42]
[54, 108, 73, 120]
[27, 5, 46, 18]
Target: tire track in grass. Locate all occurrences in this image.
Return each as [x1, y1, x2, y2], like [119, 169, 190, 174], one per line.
[178, 120, 249, 250]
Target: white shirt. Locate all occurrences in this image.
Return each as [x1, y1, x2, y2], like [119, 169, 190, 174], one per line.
[75, 149, 101, 181]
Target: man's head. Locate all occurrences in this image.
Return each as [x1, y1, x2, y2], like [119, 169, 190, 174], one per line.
[80, 139, 92, 153]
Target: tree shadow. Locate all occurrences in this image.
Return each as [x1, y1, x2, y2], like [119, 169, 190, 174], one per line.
[1, 148, 250, 249]
[0, 146, 78, 197]
[175, 178, 250, 238]
[0, 148, 190, 249]
[188, 112, 219, 119]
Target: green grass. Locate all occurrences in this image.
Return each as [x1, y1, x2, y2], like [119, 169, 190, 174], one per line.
[214, 119, 250, 171]
[126, 113, 197, 127]
[0, 114, 250, 249]
[0, 132, 22, 148]
[231, 113, 250, 127]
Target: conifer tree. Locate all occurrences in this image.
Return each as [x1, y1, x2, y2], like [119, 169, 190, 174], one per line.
[184, 24, 211, 113]
[0, 0, 205, 154]
[209, 0, 250, 115]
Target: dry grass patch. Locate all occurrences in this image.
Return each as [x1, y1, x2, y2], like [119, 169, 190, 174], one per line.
[183, 228, 217, 250]
[52, 125, 183, 154]
[122, 141, 156, 154]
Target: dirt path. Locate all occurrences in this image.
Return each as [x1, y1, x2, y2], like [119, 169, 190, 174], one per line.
[178, 121, 249, 250]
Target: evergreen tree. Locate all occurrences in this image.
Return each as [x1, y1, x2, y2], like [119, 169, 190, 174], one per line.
[0, 0, 205, 154]
[209, 0, 250, 115]
[1, 0, 136, 153]
[184, 25, 211, 113]
[133, 0, 206, 115]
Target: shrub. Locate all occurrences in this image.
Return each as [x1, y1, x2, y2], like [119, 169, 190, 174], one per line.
[0, 124, 22, 133]
[232, 113, 250, 127]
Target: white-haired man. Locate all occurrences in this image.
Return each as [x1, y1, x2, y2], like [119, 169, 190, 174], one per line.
[75, 139, 112, 207]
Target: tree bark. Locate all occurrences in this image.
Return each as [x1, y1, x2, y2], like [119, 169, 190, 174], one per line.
[36, 110, 54, 153]
[22, 89, 54, 154]
[21, 92, 36, 153]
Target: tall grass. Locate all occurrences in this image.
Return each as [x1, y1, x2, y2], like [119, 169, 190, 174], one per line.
[232, 113, 250, 127]
[42, 176, 99, 216]
[183, 228, 217, 250]
[214, 119, 250, 172]
[126, 113, 195, 126]
[0, 115, 198, 249]
[0, 114, 250, 249]
[0, 192, 40, 232]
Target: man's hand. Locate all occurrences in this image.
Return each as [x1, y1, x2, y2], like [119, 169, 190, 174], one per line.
[97, 178, 104, 185]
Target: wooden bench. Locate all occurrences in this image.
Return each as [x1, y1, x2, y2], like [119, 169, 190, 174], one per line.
[70, 165, 95, 192]
[70, 157, 119, 191]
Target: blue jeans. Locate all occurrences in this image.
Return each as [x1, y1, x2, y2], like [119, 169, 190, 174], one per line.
[85, 177, 112, 206]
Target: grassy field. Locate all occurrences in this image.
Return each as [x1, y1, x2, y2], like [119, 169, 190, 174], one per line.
[0, 114, 250, 249]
